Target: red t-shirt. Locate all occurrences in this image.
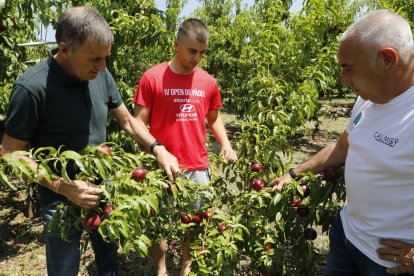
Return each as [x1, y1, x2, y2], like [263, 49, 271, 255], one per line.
[134, 62, 222, 171]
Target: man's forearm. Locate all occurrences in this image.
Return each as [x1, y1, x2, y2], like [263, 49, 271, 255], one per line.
[112, 106, 158, 152]
[208, 114, 231, 148]
[19, 155, 64, 193]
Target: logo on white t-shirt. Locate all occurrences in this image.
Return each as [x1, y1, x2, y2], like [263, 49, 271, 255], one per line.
[373, 132, 399, 147]
[352, 111, 364, 129]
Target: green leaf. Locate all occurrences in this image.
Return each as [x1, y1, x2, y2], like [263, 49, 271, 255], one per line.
[271, 193, 282, 206]
[118, 220, 130, 239]
[142, 194, 159, 210]
[0, 167, 16, 190]
[61, 150, 82, 162]
[139, 235, 152, 247]
[37, 163, 56, 182]
[275, 212, 282, 222]
[233, 233, 243, 241]
[216, 251, 223, 266]
[16, 158, 36, 180]
[93, 158, 107, 180]
[60, 162, 74, 184]
[136, 239, 149, 257]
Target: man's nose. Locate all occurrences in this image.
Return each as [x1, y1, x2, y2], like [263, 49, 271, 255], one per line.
[194, 52, 203, 63]
[98, 58, 107, 72]
[341, 73, 351, 86]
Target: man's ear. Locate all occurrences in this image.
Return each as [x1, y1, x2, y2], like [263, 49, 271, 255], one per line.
[173, 40, 179, 51]
[58, 42, 69, 58]
[381, 48, 398, 67]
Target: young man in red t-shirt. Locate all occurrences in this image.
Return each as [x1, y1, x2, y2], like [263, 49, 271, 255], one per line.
[133, 18, 237, 276]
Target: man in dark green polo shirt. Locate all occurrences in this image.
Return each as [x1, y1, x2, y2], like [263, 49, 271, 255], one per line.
[2, 6, 179, 276]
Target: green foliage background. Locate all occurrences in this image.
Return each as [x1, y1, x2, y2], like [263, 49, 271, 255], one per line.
[2, 0, 413, 157]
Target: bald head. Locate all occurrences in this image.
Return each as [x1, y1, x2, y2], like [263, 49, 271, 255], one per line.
[340, 10, 413, 63]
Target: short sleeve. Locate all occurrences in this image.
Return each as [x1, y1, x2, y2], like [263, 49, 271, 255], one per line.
[105, 71, 123, 109]
[133, 73, 155, 109]
[5, 85, 40, 141]
[345, 96, 369, 134]
[208, 80, 222, 111]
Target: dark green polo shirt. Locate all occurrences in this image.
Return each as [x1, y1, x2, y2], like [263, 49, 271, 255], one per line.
[5, 48, 122, 151]
[4, 49, 123, 205]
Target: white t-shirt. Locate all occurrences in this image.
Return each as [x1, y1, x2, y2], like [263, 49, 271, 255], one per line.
[341, 87, 414, 268]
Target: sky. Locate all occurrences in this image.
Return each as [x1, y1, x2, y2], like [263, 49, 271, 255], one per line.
[156, 0, 303, 16]
[40, 0, 303, 41]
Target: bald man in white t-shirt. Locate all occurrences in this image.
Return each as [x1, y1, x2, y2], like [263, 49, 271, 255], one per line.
[270, 10, 414, 276]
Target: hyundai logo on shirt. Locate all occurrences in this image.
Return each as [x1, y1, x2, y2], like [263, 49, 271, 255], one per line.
[180, 104, 195, 113]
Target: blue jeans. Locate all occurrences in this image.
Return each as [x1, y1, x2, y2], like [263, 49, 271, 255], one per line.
[324, 214, 412, 276]
[42, 202, 119, 276]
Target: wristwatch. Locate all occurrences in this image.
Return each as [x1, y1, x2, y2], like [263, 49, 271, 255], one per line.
[288, 168, 298, 180]
[150, 140, 163, 153]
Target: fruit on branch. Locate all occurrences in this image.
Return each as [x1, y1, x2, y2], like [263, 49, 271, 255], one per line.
[251, 178, 265, 192]
[104, 205, 114, 217]
[84, 213, 101, 230]
[98, 145, 112, 155]
[132, 167, 147, 181]
[250, 162, 263, 172]
[304, 227, 317, 240]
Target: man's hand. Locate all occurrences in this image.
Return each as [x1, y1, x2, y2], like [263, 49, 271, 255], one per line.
[221, 146, 237, 164]
[56, 179, 102, 208]
[377, 239, 414, 274]
[269, 173, 292, 193]
[153, 146, 180, 182]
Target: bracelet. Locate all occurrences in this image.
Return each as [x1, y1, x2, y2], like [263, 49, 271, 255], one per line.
[288, 168, 298, 180]
[150, 140, 163, 153]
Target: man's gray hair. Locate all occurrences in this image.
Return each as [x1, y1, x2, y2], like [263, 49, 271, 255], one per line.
[340, 10, 413, 63]
[56, 6, 114, 51]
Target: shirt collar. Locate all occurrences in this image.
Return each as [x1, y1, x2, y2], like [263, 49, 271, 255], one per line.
[47, 48, 88, 87]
